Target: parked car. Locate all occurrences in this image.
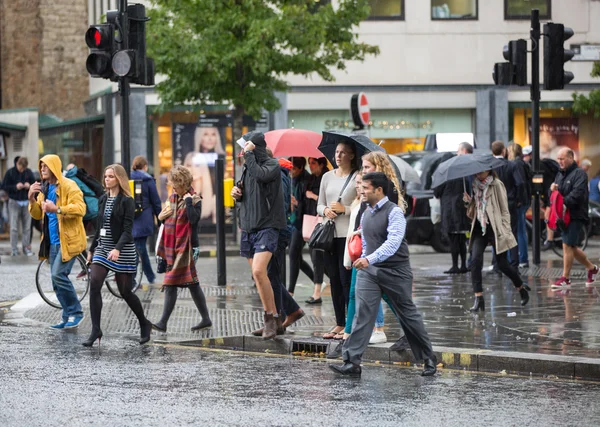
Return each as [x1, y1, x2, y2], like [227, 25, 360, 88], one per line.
[396, 151, 454, 253]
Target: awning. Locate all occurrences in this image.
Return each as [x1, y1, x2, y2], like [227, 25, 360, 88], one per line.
[39, 115, 104, 136]
[0, 121, 27, 135]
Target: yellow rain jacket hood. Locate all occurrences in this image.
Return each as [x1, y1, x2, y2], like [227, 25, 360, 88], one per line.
[29, 154, 87, 262]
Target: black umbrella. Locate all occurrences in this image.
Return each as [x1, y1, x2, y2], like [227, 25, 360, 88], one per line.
[318, 131, 384, 168]
[431, 154, 505, 189]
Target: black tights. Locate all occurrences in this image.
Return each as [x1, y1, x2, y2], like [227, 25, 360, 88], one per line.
[89, 264, 147, 333]
[449, 233, 467, 269]
[156, 285, 210, 329]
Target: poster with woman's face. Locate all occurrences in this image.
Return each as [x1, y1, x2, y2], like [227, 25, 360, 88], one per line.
[173, 124, 227, 225]
[529, 118, 579, 160]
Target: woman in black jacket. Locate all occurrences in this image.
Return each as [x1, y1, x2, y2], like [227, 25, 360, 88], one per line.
[84, 164, 152, 347]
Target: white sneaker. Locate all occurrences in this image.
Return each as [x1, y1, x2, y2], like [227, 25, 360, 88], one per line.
[369, 330, 387, 344]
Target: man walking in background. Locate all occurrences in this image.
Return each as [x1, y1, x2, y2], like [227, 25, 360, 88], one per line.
[3, 156, 35, 256]
[491, 141, 525, 270]
[551, 148, 598, 288]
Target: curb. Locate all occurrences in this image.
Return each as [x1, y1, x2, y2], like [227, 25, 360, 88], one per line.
[173, 335, 600, 382]
[197, 249, 240, 258]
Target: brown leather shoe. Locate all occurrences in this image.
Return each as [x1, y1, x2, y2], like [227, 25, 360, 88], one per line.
[251, 327, 264, 337]
[281, 308, 305, 328]
[262, 313, 277, 340]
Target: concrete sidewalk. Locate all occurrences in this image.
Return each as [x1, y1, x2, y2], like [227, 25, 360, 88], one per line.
[3, 244, 600, 381]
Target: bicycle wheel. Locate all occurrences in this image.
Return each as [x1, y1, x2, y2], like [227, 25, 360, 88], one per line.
[104, 252, 143, 298]
[551, 226, 588, 257]
[36, 254, 90, 309]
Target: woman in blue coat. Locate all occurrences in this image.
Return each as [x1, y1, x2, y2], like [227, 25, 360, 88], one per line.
[131, 156, 163, 285]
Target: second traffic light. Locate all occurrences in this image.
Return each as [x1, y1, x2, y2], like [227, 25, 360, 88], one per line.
[124, 4, 155, 86]
[544, 23, 575, 90]
[504, 39, 527, 86]
[493, 39, 527, 87]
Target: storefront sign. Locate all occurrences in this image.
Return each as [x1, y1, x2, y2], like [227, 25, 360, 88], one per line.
[63, 139, 85, 148]
[324, 119, 434, 131]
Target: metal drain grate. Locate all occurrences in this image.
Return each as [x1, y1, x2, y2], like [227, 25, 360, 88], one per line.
[292, 341, 328, 355]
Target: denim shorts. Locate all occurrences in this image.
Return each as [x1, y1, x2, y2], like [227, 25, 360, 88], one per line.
[240, 228, 279, 258]
[562, 220, 584, 247]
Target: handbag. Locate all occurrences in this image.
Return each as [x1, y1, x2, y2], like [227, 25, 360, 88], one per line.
[302, 214, 320, 242]
[308, 220, 336, 251]
[308, 171, 357, 251]
[155, 223, 167, 274]
[347, 231, 362, 263]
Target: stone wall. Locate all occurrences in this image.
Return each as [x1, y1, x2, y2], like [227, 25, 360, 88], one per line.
[0, 0, 88, 119]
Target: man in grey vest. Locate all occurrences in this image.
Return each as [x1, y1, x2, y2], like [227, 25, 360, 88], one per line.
[329, 172, 437, 377]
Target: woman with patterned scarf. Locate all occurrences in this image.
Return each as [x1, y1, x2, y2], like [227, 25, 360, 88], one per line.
[465, 169, 530, 312]
[151, 166, 212, 333]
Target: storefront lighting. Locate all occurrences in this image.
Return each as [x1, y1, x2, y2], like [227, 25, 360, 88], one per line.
[158, 126, 170, 133]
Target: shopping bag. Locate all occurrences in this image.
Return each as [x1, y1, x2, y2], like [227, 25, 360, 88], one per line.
[302, 214, 320, 242]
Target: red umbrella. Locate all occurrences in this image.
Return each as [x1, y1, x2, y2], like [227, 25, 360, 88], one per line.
[264, 128, 324, 158]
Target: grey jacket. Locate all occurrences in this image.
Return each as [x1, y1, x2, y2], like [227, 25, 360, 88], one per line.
[237, 148, 286, 233]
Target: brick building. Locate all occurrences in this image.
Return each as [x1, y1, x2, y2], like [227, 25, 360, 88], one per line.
[0, 0, 89, 119]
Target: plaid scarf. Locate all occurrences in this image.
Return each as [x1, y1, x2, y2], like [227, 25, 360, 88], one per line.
[157, 188, 202, 287]
[473, 175, 494, 235]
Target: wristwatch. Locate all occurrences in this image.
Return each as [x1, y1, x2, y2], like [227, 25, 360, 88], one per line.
[57, 207, 61, 215]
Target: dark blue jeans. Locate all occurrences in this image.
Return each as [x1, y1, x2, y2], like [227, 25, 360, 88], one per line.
[135, 237, 156, 284]
[49, 244, 83, 321]
[516, 204, 529, 264]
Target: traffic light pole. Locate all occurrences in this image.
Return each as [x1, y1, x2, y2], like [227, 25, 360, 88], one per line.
[531, 9, 541, 265]
[119, 0, 131, 175]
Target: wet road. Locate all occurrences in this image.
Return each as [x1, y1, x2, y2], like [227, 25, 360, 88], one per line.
[1, 326, 599, 427]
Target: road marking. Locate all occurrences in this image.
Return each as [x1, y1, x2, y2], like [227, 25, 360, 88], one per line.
[10, 293, 45, 313]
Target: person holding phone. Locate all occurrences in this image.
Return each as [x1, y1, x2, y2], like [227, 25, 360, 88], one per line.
[28, 155, 87, 330]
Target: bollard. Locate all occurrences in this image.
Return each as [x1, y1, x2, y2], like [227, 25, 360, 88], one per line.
[215, 157, 226, 286]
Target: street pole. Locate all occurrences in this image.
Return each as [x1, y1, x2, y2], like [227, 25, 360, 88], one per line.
[119, 0, 131, 175]
[215, 157, 227, 286]
[531, 9, 541, 265]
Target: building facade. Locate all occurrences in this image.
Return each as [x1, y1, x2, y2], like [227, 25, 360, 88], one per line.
[85, 0, 599, 191]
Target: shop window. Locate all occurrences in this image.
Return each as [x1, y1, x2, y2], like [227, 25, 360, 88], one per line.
[505, 0, 550, 20]
[368, 0, 405, 20]
[431, 0, 478, 20]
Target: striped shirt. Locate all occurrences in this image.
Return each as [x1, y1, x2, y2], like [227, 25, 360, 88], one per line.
[92, 196, 137, 274]
[360, 196, 406, 265]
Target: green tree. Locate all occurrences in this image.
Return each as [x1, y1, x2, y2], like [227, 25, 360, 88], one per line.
[572, 61, 600, 118]
[147, 0, 379, 139]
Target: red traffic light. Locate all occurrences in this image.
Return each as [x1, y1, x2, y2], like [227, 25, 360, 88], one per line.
[85, 25, 113, 50]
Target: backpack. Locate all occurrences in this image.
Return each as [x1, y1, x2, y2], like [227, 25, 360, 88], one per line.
[75, 168, 104, 198]
[70, 176, 99, 221]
